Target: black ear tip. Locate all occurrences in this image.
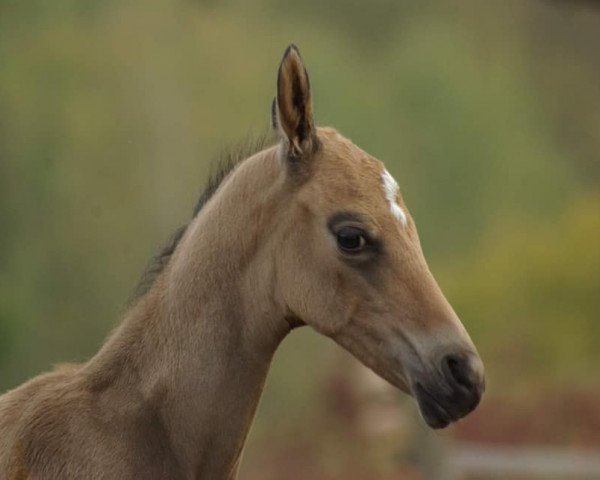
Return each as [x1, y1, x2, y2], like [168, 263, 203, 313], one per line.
[283, 44, 301, 59]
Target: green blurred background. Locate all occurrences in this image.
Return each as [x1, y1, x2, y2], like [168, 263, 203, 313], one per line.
[1, 0, 599, 478]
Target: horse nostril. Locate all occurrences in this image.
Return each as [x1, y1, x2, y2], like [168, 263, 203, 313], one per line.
[440, 353, 485, 416]
[442, 354, 475, 392]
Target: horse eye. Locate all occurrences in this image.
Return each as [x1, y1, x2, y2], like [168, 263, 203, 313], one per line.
[336, 227, 367, 253]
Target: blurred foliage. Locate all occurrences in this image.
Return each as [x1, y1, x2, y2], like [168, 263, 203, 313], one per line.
[0, 0, 599, 476]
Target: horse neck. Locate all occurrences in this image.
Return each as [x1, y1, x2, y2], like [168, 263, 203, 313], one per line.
[83, 146, 291, 478]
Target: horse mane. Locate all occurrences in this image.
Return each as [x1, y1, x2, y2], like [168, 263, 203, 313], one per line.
[131, 133, 274, 301]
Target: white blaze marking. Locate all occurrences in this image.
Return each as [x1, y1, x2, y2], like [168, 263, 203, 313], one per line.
[381, 169, 407, 226]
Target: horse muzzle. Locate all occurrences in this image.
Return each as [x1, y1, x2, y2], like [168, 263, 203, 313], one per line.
[412, 352, 485, 429]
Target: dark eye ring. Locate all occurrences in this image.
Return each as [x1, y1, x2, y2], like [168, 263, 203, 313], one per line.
[336, 227, 367, 253]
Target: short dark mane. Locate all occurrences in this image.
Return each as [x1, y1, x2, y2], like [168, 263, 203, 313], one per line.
[131, 133, 274, 301]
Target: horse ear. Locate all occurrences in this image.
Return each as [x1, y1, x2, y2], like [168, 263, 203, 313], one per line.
[273, 45, 315, 159]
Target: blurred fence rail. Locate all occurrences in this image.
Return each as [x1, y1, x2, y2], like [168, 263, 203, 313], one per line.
[443, 442, 600, 479]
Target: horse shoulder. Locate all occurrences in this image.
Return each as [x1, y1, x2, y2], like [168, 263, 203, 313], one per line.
[0, 364, 83, 479]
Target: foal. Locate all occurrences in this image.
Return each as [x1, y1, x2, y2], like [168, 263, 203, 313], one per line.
[0, 45, 484, 480]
